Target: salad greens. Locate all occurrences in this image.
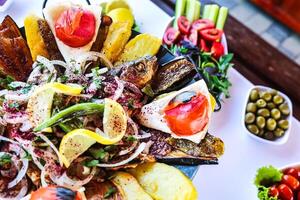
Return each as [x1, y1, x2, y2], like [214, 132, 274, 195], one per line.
[0, 153, 11, 166]
[257, 186, 278, 200]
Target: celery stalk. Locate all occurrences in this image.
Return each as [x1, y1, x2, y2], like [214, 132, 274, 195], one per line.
[216, 7, 228, 30]
[186, 0, 196, 22]
[207, 4, 219, 24]
[174, 0, 187, 28]
[202, 5, 211, 19]
[193, 1, 201, 21]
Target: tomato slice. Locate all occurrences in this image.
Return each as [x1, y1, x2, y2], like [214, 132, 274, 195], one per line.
[163, 27, 180, 46]
[164, 93, 209, 136]
[55, 7, 96, 47]
[200, 28, 223, 41]
[177, 16, 191, 35]
[192, 19, 215, 32]
[211, 41, 224, 59]
[200, 39, 210, 52]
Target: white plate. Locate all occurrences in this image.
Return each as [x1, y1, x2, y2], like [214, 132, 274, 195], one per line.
[243, 85, 293, 145]
[0, 0, 13, 12]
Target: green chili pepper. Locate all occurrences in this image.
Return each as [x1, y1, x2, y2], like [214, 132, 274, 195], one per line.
[34, 103, 104, 132]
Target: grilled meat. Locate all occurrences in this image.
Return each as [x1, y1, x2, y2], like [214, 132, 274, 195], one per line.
[0, 16, 33, 81]
[112, 56, 158, 88]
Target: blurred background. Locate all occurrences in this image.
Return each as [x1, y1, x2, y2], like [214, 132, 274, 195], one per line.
[214, 0, 300, 65]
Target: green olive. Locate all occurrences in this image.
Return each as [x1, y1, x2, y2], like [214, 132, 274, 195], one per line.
[271, 108, 281, 120]
[267, 102, 276, 110]
[266, 118, 277, 131]
[270, 89, 278, 96]
[264, 132, 275, 141]
[274, 128, 285, 138]
[273, 94, 284, 105]
[260, 91, 272, 102]
[258, 129, 264, 137]
[278, 120, 289, 130]
[245, 113, 255, 124]
[256, 116, 266, 129]
[279, 103, 290, 116]
[256, 99, 267, 108]
[247, 125, 259, 135]
[250, 89, 259, 101]
[257, 108, 270, 117]
[246, 103, 257, 113]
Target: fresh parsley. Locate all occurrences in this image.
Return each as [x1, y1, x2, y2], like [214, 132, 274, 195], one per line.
[89, 148, 108, 160]
[0, 76, 14, 89]
[257, 186, 278, 200]
[104, 186, 117, 199]
[84, 159, 99, 167]
[126, 135, 137, 142]
[0, 153, 11, 166]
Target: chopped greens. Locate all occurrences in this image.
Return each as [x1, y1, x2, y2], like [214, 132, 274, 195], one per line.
[126, 135, 137, 142]
[0, 76, 14, 89]
[0, 153, 11, 166]
[84, 159, 99, 167]
[90, 148, 108, 160]
[254, 165, 283, 187]
[104, 186, 117, 199]
[257, 186, 278, 200]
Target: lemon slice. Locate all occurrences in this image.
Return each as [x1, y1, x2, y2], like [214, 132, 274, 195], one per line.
[209, 93, 216, 110]
[27, 83, 83, 132]
[105, 0, 131, 13]
[107, 8, 134, 28]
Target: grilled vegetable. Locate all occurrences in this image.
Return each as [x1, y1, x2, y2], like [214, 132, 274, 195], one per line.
[112, 172, 153, 200]
[101, 21, 131, 63]
[0, 16, 33, 81]
[112, 56, 158, 88]
[91, 15, 113, 52]
[116, 33, 162, 64]
[129, 162, 198, 200]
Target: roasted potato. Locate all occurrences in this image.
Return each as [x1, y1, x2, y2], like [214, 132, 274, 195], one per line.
[112, 172, 153, 200]
[128, 162, 198, 200]
[116, 33, 162, 64]
[101, 21, 131, 63]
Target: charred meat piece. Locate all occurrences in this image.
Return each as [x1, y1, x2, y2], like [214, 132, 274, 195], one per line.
[112, 56, 158, 88]
[85, 181, 122, 200]
[142, 129, 224, 165]
[151, 57, 196, 94]
[38, 19, 64, 61]
[0, 16, 33, 81]
[91, 15, 113, 53]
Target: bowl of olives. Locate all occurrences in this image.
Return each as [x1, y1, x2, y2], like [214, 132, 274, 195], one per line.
[243, 86, 292, 145]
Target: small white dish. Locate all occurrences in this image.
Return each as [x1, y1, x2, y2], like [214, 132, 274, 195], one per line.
[280, 162, 300, 171]
[242, 85, 293, 145]
[0, 0, 13, 12]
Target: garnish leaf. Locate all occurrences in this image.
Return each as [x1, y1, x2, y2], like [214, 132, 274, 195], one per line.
[84, 159, 99, 167]
[0, 153, 11, 166]
[257, 186, 278, 200]
[254, 165, 283, 187]
[104, 186, 117, 198]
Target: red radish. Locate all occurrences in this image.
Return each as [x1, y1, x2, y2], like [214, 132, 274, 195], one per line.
[200, 28, 223, 41]
[211, 41, 224, 59]
[192, 19, 215, 32]
[177, 16, 191, 35]
[278, 184, 294, 200]
[163, 27, 180, 46]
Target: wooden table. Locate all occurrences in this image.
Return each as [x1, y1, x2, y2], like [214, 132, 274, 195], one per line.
[151, 0, 300, 120]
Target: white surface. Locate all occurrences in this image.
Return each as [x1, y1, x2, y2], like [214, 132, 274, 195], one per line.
[243, 85, 293, 145]
[1, 0, 300, 199]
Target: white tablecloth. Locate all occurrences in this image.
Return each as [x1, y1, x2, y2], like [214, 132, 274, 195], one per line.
[1, 0, 300, 199]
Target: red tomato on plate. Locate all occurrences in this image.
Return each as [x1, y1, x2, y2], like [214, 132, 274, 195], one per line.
[55, 7, 96, 47]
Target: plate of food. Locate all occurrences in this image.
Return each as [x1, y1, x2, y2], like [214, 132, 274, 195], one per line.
[0, 0, 230, 199]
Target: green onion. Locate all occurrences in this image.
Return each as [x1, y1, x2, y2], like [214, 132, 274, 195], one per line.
[216, 7, 228, 30]
[207, 4, 219, 24]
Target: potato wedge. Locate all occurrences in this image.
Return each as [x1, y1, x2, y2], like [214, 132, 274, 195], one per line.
[116, 33, 162, 64]
[101, 21, 131, 63]
[112, 172, 153, 200]
[128, 162, 198, 200]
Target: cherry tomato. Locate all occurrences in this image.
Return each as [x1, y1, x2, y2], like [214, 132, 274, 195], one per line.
[199, 39, 210, 52]
[285, 168, 300, 180]
[211, 41, 224, 59]
[282, 174, 300, 191]
[191, 19, 215, 32]
[269, 186, 279, 197]
[177, 16, 191, 35]
[163, 27, 180, 46]
[164, 93, 209, 136]
[278, 184, 294, 200]
[200, 28, 223, 41]
[188, 30, 198, 46]
[30, 186, 82, 200]
[55, 7, 96, 47]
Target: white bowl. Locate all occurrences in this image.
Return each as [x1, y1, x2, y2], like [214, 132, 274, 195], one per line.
[0, 0, 13, 12]
[242, 85, 293, 145]
[165, 17, 228, 55]
[280, 162, 300, 171]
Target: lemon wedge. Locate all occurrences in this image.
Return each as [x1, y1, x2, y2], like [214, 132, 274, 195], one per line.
[59, 98, 127, 168]
[105, 0, 131, 13]
[27, 83, 83, 132]
[107, 8, 134, 28]
[209, 93, 216, 110]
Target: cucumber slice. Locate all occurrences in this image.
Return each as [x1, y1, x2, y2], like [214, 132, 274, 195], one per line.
[202, 5, 211, 19]
[207, 4, 219, 24]
[193, 1, 201, 21]
[216, 7, 228, 30]
[174, 0, 187, 28]
[186, 0, 196, 22]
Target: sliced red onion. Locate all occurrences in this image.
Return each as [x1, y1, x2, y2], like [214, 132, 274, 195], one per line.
[36, 56, 56, 72]
[121, 80, 143, 97]
[78, 51, 113, 70]
[118, 141, 138, 156]
[5, 93, 30, 102]
[0, 135, 19, 145]
[0, 178, 28, 200]
[97, 142, 146, 168]
[3, 112, 28, 124]
[127, 117, 139, 136]
[111, 77, 124, 101]
[36, 133, 63, 167]
[143, 141, 154, 154]
[20, 120, 33, 132]
[51, 60, 68, 70]
[136, 130, 152, 139]
[8, 158, 29, 189]
[0, 89, 9, 96]
[40, 165, 48, 187]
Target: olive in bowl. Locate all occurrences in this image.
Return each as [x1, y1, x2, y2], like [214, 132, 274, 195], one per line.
[243, 86, 292, 145]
